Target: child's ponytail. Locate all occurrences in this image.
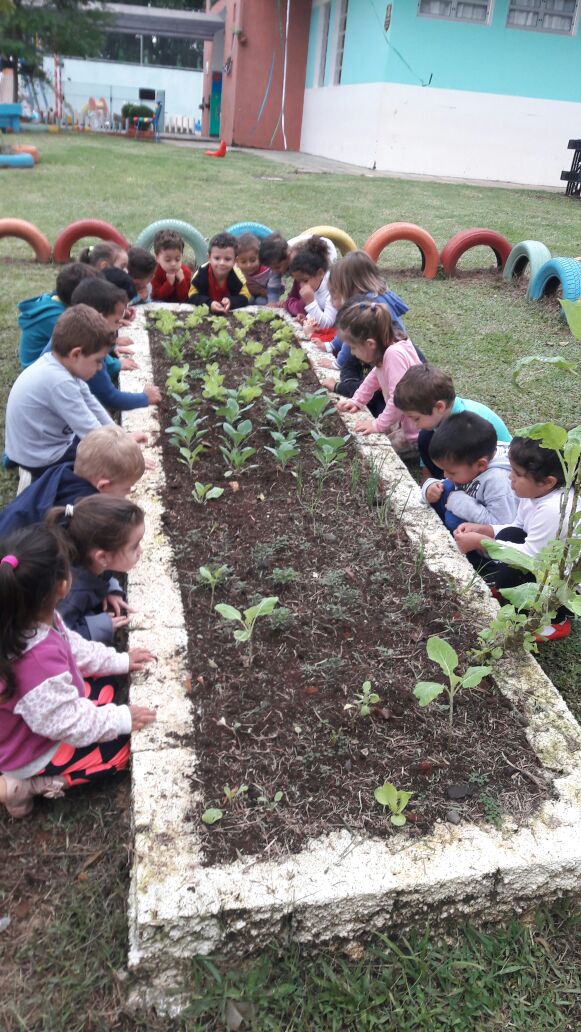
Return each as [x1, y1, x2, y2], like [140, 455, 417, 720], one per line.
[79, 242, 117, 267]
[337, 297, 401, 352]
[0, 528, 70, 701]
[46, 495, 145, 569]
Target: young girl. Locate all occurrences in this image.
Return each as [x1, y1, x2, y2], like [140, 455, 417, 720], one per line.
[0, 525, 155, 819]
[287, 236, 337, 328]
[335, 300, 423, 456]
[79, 241, 129, 272]
[48, 495, 145, 645]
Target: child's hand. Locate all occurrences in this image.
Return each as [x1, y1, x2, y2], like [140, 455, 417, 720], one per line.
[122, 307, 136, 323]
[144, 384, 162, 404]
[121, 357, 139, 371]
[314, 340, 329, 352]
[111, 614, 130, 630]
[221, 297, 231, 313]
[453, 529, 487, 555]
[321, 377, 337, 392]
[105, 595, 134, 618]
[128, 647, 157, 671]
[129, 705, 157, 731]
[295, 313, 306, 324]
[318, 356, 334, 368]
[117, 335, 133, 348]
[336, 398, 359, 413]
[426, 482, 445, 504]
[131, 431, 148, 444]
[299, 283, 315, 305]
[210, 301, 225, 313]
[176, 268, 184, 282]
[354, 418, 376, 435]
[116, 343, 135, 355]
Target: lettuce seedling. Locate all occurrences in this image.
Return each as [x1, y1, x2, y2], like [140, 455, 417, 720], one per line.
[344, 680, 380, 717]
[374, 783, 413, 827]
[202, 363, 227, 401]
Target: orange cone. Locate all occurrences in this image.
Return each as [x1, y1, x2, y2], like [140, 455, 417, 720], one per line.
[205, 139, 227, 158]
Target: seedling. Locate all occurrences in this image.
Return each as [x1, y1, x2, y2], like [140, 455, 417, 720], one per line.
[265, 430, 300, 469]
[255, 307, 276, 322]
[192, 482, 225, 505]
[184, 305, 209, 328]
[374, 782, 413, 827]
[238, 382, 263, 404]
[223, 783, 248, 804]
[163, 332, 185, 362]
[344, 680, 380, 717]
[178, 443, 207, 473]
[241, 340, 263, 356]
[220, 420, 256, 472]
[201, 807, 223, 825]
[256, 790, 284, 809]
[215, 595, 280, 659]
[414, 636, 491, 744]
[273, 374, 299, 396]
[198, 564, 231, 607]
[152, 309, 178, 335]
[194, 331, 234, 361]
[283, 346, 309, 376]
[264, 401, 293, 432]
[254, 350, 273, 371]
[269, 567, 299, 586]
[298, 389, 334, 429]
[311, 432, 350, 474]
[208, 315, 230, 333]
[215, 393, 253, 423]
[202, 362, 227, 401]
[165, 410, 207, 450]
[165, 363, 190, 395]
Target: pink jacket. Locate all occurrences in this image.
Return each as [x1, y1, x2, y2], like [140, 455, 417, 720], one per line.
[352, 339, 421, 439]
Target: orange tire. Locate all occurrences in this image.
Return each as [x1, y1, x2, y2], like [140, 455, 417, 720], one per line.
[440, 228, 512, 277]
[0, 218, 51, 263]
[363, 222, 440, 278]
[13, 145, 39, 163]
[53, 219, 129, 263]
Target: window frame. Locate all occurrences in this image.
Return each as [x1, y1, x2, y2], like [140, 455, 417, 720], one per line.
[332, 0, 349, 85]
[315, 0, 332, 87]
[417, 0, 493, 24]
[506, 0, 579, 35]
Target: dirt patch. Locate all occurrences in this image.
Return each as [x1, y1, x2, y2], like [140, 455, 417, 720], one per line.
[148, 309, 548, 866]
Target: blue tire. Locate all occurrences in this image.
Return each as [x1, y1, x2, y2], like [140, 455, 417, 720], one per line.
[502, 240, 551, 283]
[527, 257, 581, 302]
[134, 219, 208, 264]
[225, 221, 274, 239]
[0, 154, 34, 168]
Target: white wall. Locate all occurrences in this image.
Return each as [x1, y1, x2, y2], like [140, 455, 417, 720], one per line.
[43, 57, 203, 119]
[300, 82, 577, 188]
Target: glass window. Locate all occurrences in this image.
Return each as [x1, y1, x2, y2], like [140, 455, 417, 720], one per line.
[507, 0, 578, 32]
[418, 0, 491, 21]
[333, 0, 349, 85]
[317, 1, 331, 86]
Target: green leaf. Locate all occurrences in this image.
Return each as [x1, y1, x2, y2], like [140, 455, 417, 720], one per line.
[244, 596, 279, 621]
[426, 636, 458, 679]
[512, 353, 578, 385]
[198, 566, 212, 582]
[233, 628, 251, 643]
[273, 791, 283, 802]
[481, 540, 537, 573]
[515, 422, 568, 452]
[558, 299, 581, 341]
[460, 665, 492, 689]
[390, 814, 407, 827]
[498, 582, 539, 611]
[414, 681, 445, 707]
[374, 783, 398, 810]
[206, 488, 224, 500]
[567, 594, 581, 616]
[215, 603, 242, 622]
[201, 808, 223, 825]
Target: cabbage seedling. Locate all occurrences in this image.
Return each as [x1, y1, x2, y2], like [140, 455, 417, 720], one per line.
[215, 596, 280, 660]
[192, 482, 225, 505]
[414, 636, 491, 744]
[344, 680, 379, 717]
[298, 389, 334, 429]
[198, 563, 231, 607]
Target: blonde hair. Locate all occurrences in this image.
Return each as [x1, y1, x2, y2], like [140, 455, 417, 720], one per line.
[73, 426, 145, 484]
[329, 251, 384, 301]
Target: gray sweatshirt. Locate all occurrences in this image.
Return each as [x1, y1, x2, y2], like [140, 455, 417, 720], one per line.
[422, 443, 518, 525]
[5, 352, 113, 468]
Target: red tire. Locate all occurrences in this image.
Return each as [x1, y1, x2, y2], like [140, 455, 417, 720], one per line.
[440, 228, 512, 277]
[363, 222, 440, 279]
[53, 219, 129, 263]
[0, 218, 51, 263]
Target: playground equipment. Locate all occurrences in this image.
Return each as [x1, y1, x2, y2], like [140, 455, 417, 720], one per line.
[53, 219, 129, 263]
[502, 240, 551, 284]
[12, 145, 39, 163]
[226, 222, 274, 239]
[0, 103, 22, 133]
[135, 219, 208, 265]
[363, 223, 440, 278]
[527, 257, 581, 303]
[302, 225, 358, 255]
[205, 140, 227, 158]
[440, 229, 512, 277]
[0, 218, 51, 262]
[0, 153, 33, 169]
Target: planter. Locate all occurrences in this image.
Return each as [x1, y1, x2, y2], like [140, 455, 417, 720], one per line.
[121, 307, 581, 1014]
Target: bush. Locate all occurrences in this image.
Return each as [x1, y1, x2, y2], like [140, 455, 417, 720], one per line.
[121, 103, 154, 120]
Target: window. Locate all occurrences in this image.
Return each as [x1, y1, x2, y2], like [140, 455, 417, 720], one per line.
[317, 1, 331, 86]
[418, 1, 491, 21]
[333, 0, 349, 84]
[507, 0, 578, 33]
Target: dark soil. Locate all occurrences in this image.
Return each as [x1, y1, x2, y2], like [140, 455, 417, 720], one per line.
[148, 310, 549, 866]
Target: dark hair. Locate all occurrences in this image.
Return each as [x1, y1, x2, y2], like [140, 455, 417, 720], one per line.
[209, 232, 237, 254]
[236, 232, 260, 254]
[259, 232, 288, 265]
[56, 263, 101, 306]
[393, 363, 456, 415]
[46, 495, 145, 569]
[51, 304, 115, 357]
[79, 242, 119, 267]
[127, 246, 157, 278]
[288, 235, 330, 277]
[328, 251, 384, 301]
[429, 412, 497, 465]
[103, 266, 135, 299]
[509, 436, 566, 487]
[153, 229, 184, 255]
[0, 526, 70, 700]
[337, 298, 400, 358]
[71, 278, 127, 315]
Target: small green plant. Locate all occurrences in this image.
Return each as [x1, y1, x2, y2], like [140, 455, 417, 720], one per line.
[208, 315, 230, 333]
[165, 410, 207, 450]
[264, 401, 293, 432]
[269, 567, 299, 586]
[241, 339, 263, 356]
[152, 308, 178, 335]
[223, 783, 248, 804]
[194, 331, 234, 361]
[163, 332, 185, 362]
[184, 305, 209, 328]
[178, 443, 207, 473]
[401, 592, 425, 615]
[192, 482, 225, 505]
[215, 596, 280, 660]
[273, 374, 299, 396]
[220, 419, 256, 473]
[268, 606, 295, 632]
[165, 363, 190, 395]
[374, 783, 413, 827]
[414, 636, 491, 744]
[202, 362, 227, 401]
[298, 389, 334, 429]
[283, 346, 309, 376]
[201, 807, 223, 825]
[311, 432, 350, 474]
[215, 392, 253, 423]
[198, 564, 231, 607]
[345, 680, 380, 718]
[254, 307, 277, 323]
[238, 382, 263, 404]
[265, 431, 300, 470]
[256, 789, 284, 808]
[254, 349, 273, 371]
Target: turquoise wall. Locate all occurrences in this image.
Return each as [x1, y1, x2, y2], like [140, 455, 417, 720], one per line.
[306, 0, 581, 102]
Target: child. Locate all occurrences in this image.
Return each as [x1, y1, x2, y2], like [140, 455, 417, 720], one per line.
[393, 364, 511, 478]
[259, 232, 291, 304]
[0, 524, 155, 818]
[454, 436, 580, 640]
[151, 229, 192, 303]
[287, 236, 337, 328]
[5, 305, 133, 478]
[48, 495, 144, 644]
[79, 241, 128, 271]
[235, 233, 270, 305]
[0, 426, 145, 537]
[18, 262, 101, 368]
[188, 232, 250, 312]
[421, 412, 517, 533]
[127, 247, 157, 304]
[335, 300, 423, 455]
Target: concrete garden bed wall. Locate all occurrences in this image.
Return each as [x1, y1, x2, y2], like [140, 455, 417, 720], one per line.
[121, 306, 581, 1013]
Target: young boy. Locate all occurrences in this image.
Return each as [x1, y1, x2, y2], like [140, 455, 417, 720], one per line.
[235, 233, 270, 305]
[127, 247, 157, 304]
[18, 262, 101, 368]
[151, 229, 193, 303]
[5, 305, 140, 478]
[454, 436, 579, 640]
[393, 363, 511, 478]
[259, 232, 290, 305]
[422, 412, 517, 532]
[0, 425, 145, 536]
[189, 232, 250, 312]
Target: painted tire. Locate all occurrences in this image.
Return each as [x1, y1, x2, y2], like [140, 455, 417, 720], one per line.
[302, 225, 358, 255]
[53, 219, 129, 263]
[226, 221, 274, 239]
[0, 154, 34, 169]
[363, 222, 440, 278]
[13, 145, 40, 163]
[0, 217, 51, 262]
[502, 240, 551, 283]
[440, 228, 512, 277]
[527, 257, 581, 302]
[135, 218, 208, 264]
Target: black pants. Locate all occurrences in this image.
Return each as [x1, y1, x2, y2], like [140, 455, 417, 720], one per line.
[20, 437, 80, 481]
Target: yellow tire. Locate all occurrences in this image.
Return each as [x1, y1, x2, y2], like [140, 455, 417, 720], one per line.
[301, 225, 358, 255]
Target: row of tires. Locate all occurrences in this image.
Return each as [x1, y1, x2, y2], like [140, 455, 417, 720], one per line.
[1, 216, 579, 304]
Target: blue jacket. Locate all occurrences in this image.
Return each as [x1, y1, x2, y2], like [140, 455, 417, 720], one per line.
[0, 463, 96, 537]
[18, 293, 66, 368]
[57, 566, 123, 644]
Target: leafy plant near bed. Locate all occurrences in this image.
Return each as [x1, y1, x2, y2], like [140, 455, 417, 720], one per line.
[414, 636, 491, 745]
[165, 363, 190, 395]
[215, 595, 280, 661]
[220, 419, 256, 473]
[192, 482, 225, 505]
[184, 305, 209, 328]
[264, 401, 293, 432]
[298, 389, 334, 430]
[374, 783, 413, 827]
[202, 363, 227, 401]
[265, 431, 300, 470]
[344, 680, 380, 718]
[198, 564, 231, 608]
[311, 432, 350, 475]
[151, 308, 179, 335]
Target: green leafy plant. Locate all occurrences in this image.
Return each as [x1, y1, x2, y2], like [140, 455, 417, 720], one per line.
[194, 331, 234, 361]
[184, 305, 209, 328]
[264, 401, 293, 432]
[152, 309, 178, 335]
[273, 374, 299, 397]
[165, 363, 190, 395]
[215, 392, 253, 423]
[220, 419, 257, 473]
[202, 362, 227, 401]
[414, 636, 491, 743]
[178, 443, 207, 473]
[165, 409, 207, 450]
[254, 349, 273, 371]
[215, 595, 280, 659]
[344, 680, 380, 718]
[192, 482, 225, 505]
[201, 807, 223, 825]
[241, 339, 263, 356]
[298, 389, 334, 429]
[374, 783, 413, 827]
[238, 382, 263, 404]
[311, 432, 350, 474]
[283, 346, 309, 376]
[163, 332, 185, 362]
[255, 789, 284, 809]
[223, 783, 248, 804]
[198, 564, 231, 607]
[265, 431, 300, 470]
[254, 307, 277, 323]
[208, 315, 230, 333]
[269, 567, 299, 586]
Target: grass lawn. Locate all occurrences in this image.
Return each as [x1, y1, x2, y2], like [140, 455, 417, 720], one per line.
[0, 133, 580, 1029]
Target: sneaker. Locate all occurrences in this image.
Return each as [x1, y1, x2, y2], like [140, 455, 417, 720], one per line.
[0, 775, 66, 818]
[534, 619, 572, 643]
[490, 586, 503, 602]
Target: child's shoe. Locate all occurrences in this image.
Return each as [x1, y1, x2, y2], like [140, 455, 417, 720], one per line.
[0, 775, 66, 818]
[534, 619, 572, 643]
[490, 586, 503, 602]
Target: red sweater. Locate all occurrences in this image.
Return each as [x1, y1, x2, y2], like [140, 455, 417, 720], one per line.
[151, 262, 192, 303]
